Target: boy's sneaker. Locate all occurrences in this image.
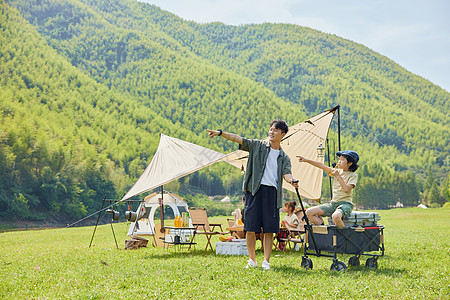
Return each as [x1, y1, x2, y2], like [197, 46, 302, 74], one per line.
[262, 260, 270, 270]
[246, 259, 257, 269]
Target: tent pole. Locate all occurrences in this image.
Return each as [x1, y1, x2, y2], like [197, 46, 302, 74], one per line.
[89, 196, 106, 248]
[110, 220, 119, 249]
[326, 138, 333, 201]
[159, 185, 164, 232]
[337, 105, 341, 151]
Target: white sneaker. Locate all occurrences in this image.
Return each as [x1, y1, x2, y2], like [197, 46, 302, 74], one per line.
[246, 259, 257, 269]
[262, 260, 270, 270]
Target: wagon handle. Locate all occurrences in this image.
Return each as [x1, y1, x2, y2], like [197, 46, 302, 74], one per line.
[294, 181, 320, 255]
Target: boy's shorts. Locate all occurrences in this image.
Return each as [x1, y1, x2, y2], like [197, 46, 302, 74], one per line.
[244, 185, 280, 233]
[318, 201, 354, 219]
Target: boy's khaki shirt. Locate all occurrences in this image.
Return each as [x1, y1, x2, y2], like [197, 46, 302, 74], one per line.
[332, 169, 358, 203]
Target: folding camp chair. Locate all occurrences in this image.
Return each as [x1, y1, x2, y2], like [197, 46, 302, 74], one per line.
[189, 207, 229, 251]
[278, 209, 306, 250]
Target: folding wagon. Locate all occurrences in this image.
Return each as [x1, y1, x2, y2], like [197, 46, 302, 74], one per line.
[294, 187, 385, 271]
[301, 220, 385, 271]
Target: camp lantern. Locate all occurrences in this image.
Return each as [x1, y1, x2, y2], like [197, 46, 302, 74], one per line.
[317, 143, 325, 157]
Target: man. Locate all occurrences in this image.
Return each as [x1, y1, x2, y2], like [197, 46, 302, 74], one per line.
[207, 120, 298, 270]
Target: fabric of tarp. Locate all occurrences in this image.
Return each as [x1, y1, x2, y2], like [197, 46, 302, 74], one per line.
[122, 107, 336, 202]
[221, 107, 337, 201]
[143, 191, 186, 204]
[121, 134, 227, 201]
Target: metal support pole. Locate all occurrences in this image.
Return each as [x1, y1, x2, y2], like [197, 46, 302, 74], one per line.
[337, 105, 341, 151]
[326, 138, 333, 201]
[159, 185, 165, 233]
[89, 196, 106, 248]
[110, 220, 119, 249]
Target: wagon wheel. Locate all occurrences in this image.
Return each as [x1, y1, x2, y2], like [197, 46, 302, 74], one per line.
[365, 257, 378, 270]
[330, 260, 347, 272]
[301, 257, 313, 270]
[348, 256, 360, 267]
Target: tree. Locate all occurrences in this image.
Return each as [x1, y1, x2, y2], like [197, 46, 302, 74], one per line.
[424, 167, 446, 206]
[392, 172, 420, 207]
[442, 172, 450, 205]
[8, 193, 31, 220]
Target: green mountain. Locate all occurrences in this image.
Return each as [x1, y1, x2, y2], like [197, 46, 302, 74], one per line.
[1, 0, 449, 222]
[0, 1, 205, 220]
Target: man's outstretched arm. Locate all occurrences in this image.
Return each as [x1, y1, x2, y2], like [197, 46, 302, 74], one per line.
[206, 129, 243, 145]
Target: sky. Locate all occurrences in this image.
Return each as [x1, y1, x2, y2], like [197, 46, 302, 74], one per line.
[141, 0, 449, 92]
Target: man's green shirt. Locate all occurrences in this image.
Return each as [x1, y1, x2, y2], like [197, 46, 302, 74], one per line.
[239, 138, 292, 208]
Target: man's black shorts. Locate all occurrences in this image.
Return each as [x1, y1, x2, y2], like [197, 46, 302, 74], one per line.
[244, 185, 280, 233]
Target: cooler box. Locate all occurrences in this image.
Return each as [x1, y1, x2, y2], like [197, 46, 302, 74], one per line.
[307, 225, 382, 254]
[328, 211, 381, 227]
[216, 240, 248, 255]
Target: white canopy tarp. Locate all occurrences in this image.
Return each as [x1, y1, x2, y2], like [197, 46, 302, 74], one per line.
[221, 107, 337, 200]
[121, 134, 227, 201]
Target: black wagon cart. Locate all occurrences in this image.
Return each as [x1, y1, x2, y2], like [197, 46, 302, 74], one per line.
[301, 221, 385, 271]
[294, 186, 384, 271]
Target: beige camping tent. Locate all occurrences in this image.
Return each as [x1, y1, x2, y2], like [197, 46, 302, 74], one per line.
[127, 191, 190, 236]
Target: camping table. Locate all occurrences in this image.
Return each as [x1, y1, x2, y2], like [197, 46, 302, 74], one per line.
[226, 226, 244, 239]
[162, 227, 197, 251]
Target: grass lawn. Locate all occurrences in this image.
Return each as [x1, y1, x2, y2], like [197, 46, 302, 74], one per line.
[1, 208, 449, 299]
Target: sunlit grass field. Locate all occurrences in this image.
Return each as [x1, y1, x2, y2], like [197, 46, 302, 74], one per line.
[1, 208, 448, 299]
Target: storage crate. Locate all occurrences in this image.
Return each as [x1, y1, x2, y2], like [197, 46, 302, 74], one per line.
[328, 211, 381, 227]
[216, 241, 248, 255]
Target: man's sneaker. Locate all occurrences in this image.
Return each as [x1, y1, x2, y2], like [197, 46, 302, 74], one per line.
[262, 260, 270, 270]
[246, 259, 257, 269]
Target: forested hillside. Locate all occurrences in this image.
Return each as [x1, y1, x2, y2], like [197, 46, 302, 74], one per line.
[1, 0, 449, 224]
[0, 2, 222, 222]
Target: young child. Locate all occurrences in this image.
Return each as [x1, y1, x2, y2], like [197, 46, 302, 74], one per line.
[297, 150, 359, 229]
[277, 201, 299, 251]
[281, 201, 300, 232]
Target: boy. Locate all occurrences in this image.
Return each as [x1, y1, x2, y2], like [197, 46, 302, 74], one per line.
[297, 150, 359, 228]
